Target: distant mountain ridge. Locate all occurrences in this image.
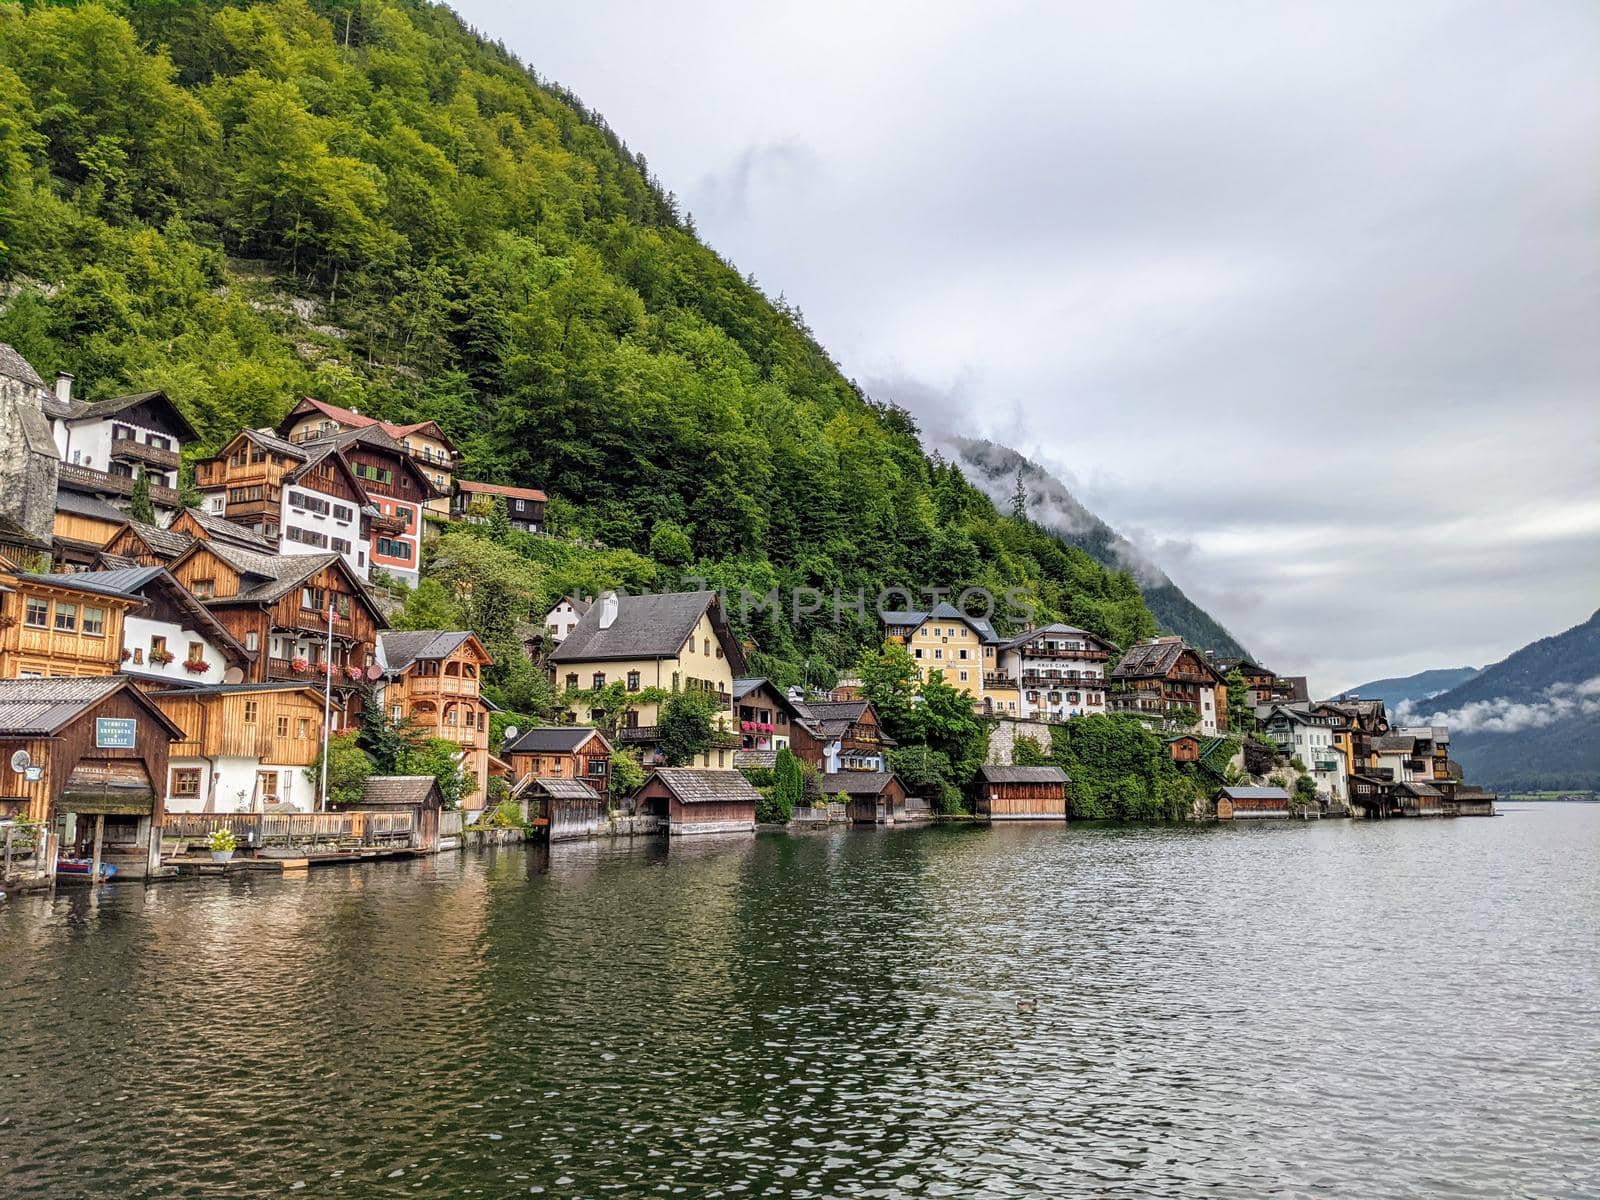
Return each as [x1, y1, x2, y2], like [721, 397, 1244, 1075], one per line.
[1403, 610, 1600, 792]
[945, 436, 1249, 659]
[1341, 666, 1481, 710]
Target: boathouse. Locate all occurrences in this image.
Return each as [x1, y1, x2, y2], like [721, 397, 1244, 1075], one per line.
[350, 775, 443, 852]
[0, 676, 184, 878]
[976, 764, 1070, 821]
[1393, 780, 1447, 817]
[632, 768, 757, 836]
[1215, 785, 1290, 820]
[818, 770, 909, 824]
[516, 774, 606, 841]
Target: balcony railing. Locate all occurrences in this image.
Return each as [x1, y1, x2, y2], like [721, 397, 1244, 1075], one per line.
[1017, 646, 1110, 661]
[268, 657, 365, 684]
[58, 463, 180, 507]
[109, 438, 180, 470]
[618, 726, 658, 743]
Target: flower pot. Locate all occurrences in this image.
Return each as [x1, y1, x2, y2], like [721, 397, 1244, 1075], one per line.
[210, 849, 234, 863]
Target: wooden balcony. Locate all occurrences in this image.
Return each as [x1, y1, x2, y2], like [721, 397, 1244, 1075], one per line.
[618, 726, 658, 743]
[369, 510, 409, 536]
[1019, 646, 1110, 661]
[108, 438, 180, 471]
[268, 657, 365, 684]
[58, 463, 180, 507]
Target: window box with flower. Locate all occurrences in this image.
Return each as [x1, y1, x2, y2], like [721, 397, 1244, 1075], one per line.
[183, 659, 210, 674]
[291, 658, 310, 673]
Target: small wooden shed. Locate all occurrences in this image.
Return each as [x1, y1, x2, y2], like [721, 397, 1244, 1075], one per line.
[976, 765, 1070, 821]
[633, 768, 757, 836]
[351, 775, 443, 851]
[1215, 785, 1290, 820]
[516, 774, 605, 841]
[818, 771, 909, 824]
[1164, 734, 1202, 763]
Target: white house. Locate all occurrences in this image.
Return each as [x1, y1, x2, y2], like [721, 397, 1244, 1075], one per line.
[995, 624, 1117, 721]
[1257, 703, 1350, 806]
[45, 378, 197, 518]
[543, 595, 592, 645]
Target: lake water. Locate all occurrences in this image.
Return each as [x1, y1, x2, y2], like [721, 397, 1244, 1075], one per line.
[2, 806, 1596, 1198]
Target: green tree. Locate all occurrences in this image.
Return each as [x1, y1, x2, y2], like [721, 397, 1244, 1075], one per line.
[911, 670, 987, 786]
[889, 745, 964, 815]
[129, 472, 155, 524]
[1010, 466, 1028, 520]
[1012, 735, 1048, 767]
[768, 746, 802, 823]
[657, 690, 719, 767]
[306, 732, 373, 808]
[607, 749, 646, 806]
[649, 520, 693, 569]
[1225, 668, 1251, 733]
[357, 687, 414, 773]
[856, 640, 920, 742]
[488, 495, 511, 541]
[398, 737, 474, 810]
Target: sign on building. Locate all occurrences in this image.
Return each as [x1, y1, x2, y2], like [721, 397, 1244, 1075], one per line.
[94, 718, 138, 749]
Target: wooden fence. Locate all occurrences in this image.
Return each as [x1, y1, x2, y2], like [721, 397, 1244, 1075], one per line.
[160, 811, 417, 850]
[1, 821, 52, 881]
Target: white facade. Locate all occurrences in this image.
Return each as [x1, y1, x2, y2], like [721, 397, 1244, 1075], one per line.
[997, 628, 1111, 721]
[278, 484, 365, 577]
[121, 614, 231, 686]
[1259, 706, 1349, 803]
[54, 415, 181, 493]
[165, 755, 311, 814]
[544, 598, 587, 644]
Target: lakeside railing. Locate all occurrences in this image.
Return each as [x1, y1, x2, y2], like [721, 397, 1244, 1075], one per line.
[161, 811, 417, 850]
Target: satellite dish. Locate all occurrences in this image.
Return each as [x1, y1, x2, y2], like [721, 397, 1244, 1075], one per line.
[223, 666, 245, 685]
[503, 726, 519, 744]
[366, 665, 384, 681]
[9, 749, 31, 773]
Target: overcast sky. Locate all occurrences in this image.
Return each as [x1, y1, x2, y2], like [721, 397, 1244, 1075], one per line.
[456, 0, 1599, 694]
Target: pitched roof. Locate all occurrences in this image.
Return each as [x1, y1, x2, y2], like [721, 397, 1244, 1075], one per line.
[115, 519, 194, 560]
[549, 591, 743, 670]
[516, 776, 601, 801]
[19, 566, 250, 660]
[378, 630, 476, 673]
[287, 397, 456, 451]
[1111, 637, 1225, 683]
[1395, 780, 1444, 797]
[1217, 786, 1291, 801]
[185, 543, 373, 612]
[979, 765, 1070, 784]
[1003, 623, 1119, 653]
[176, 507, 276, 551]
[239, 427, 310, 461]
[731, 677, 768, 700]
[878, 601, 1001, 643]
[646, 768, 761, 806]
[456, 479, 548, 502]
[1374, 733, 1422, 753]
[0, 676, 185, 739]
[359, 775, 443, 807]
[52, 390, 199, 441]
[817, 770, 899, 795]
[504, 725, 609, 755]
[0, 342, 46, 390]
[54, 489, 129, 524]
[20, 565, 166, 598]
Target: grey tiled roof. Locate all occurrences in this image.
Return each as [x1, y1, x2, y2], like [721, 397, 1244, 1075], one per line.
[550, 591, 735, 665]
[521, 777, 601, 801]
[359, 775, 441, 806]
[817, 771, 898, 795]
[200, 544, 340, 603]
[0, 342, 45, 389]
[979, 765, 1069, 784]
[54, 489, 129, 523]
[121, 519, 194, 559]
[505, 725, 608, 755]
[1003, 623, 1119, 653]
[1111, 637, 1224, 683]
[181, 508, 275, 551]
[379, 630, 473, 672]
[0, 676, 183, 739]
[1217, 786, 1290, 801]
[878, 601, 1001, 643]
[648, 768, 760, 806]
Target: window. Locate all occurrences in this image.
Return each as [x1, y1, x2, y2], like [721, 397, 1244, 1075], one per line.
[302, 586, 325, 612]
[959, 670, 969, 682]
[171, 768, 201, 798]
[717, 749, 726, 768]
[592, 672, 606, 690]
[627, 671, 641, 691]
[703, 639, 710, 655]
[565, 673, 579, 690]
[390, 705, 403, 722]
[187, 642, 205, 664]
[285, 526, 329, 548]
[246, 631, 259, 652]
[24, 598, 48, 628]
[332, 537, 352, 555]
[376, 537, 413, 562]
[333, 503, 354, 523]
[277, 715, 290, 737]
[191, 578, 216, 599]
[257, 770, 279, 799]
[244, 701, 259, 724]
[53, 603, 77, 632]
[228, 485, 265, 503]
[588, 757, 607, 777]
[150, 634, 168, 661]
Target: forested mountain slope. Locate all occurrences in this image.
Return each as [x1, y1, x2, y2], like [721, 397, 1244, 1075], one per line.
[948, 437, 1249, 658]
[0, 0, 1159, 685]
[1406, 610, 1600, 792]
[1341, 666, 1480, 711]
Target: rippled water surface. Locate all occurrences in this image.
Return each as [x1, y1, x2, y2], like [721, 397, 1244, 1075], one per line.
[3, 806, 1597, 1198]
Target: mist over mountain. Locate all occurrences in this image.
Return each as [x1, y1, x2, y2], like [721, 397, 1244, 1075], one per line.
[944, 437, 1249, 659]
[1400, 610, 1600, 792]
[1341, 667, 1482, 711]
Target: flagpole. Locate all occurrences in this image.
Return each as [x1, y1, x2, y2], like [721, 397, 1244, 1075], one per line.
[319, 600, 334, 812]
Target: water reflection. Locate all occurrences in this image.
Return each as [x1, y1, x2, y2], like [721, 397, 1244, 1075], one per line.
[1, 808, 1596, 1197]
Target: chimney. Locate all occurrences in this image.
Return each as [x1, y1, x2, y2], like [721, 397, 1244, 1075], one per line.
[54, 372, 73, 405]
[598, 590, 619, 630]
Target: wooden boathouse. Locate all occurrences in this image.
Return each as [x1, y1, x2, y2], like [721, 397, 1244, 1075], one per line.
[633, 768, 757, 836]
[818, 770, 910, 824]
[1215, 785, 1291, 820]
[976, 765, 1070, 821]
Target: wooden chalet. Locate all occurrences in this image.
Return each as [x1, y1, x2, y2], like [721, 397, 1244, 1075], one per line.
[731, 677, 805, 764]
[976, 764, 1070, 821]
[1109, 636, 1230, 732]
[633, 768, 758, 836]
[279, 397, 459, 516]
[99, 519, 194, 567]
[790, 698, 893, 774]
[503, 724, 612, 790]
[52, 490, 133, 568]
[1215, 785, 1290, 820]
[0, 569, 140, 679]
[166, 541, 385, 688]
[817, 770, 910, 824]
[150, 682, 342, 813]
[0, 676, 185, 878]
[378, 630, 495, 807]
[452, 480, 548, 533]
[516, 775, 607, 841]
[168, 508, 279, 552]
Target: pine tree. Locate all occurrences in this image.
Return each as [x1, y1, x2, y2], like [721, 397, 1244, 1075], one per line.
[130, 471, 155, 524]
[1010, 467, 1028, 520]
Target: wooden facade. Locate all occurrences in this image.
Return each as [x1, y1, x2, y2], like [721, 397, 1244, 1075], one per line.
[817, 771, 909, 824]
[381, 633, 495, 804]
[151, 685, 335, 766]
[0, 573, 135, 679]
[976, 765, 1070, 821]
[505, 726, 612, 788]
[1165, 734, 1202, 763]
[633, 768, 757, 836]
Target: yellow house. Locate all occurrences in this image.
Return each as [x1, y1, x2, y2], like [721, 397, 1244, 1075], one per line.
[548, 591, 744, 769]
[0, 570, 138, 679]
[880, 601, 1002, 704]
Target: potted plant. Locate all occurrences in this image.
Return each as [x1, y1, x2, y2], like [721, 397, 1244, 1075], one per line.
[150, 648, 175, 665]
[183, 658, 210, 674]
[206, 827, 237, 863]
[291, 657, 310, 673]
[345, 665, 363, 681]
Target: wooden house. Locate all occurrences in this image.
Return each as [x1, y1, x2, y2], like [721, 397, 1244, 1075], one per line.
[52, 490, 133, 568]
[789, 698, 893, 774]
[0, 570, 141, 679]
[99, 519, 193, 567]
[1164, 734, 1202, 763]
[731, 677, 805, 761]
[452, 480, 548, 533]
[150, 682, 340, 813]
[167, 507, 278, 553]
[549, 590, 743, 768]
[0, 676, 185, 878]
[1215, 785, 1290, 820]
[1109, 636, 1230, 733]
[515, 775, 606, 841]
[1393, 780, 1448, 817]
[279, 397, 458, 516]
[46, 384, 194, 517]
[817, 770, 910, 824]
[349, 774, 443, 852]
[378, 630, 496, 808]
[976, 764, 1070, 821]
[167, 542, 386, 689]
[503, 725, 612, 791]
[632, 768, 757, 836]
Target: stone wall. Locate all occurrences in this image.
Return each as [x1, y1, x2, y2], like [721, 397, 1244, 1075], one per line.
[987, 718, 1056, 765]
[0, 349, 62, 548]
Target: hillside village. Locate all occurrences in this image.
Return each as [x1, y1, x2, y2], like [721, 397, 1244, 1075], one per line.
[0, 344, 1499, 889]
